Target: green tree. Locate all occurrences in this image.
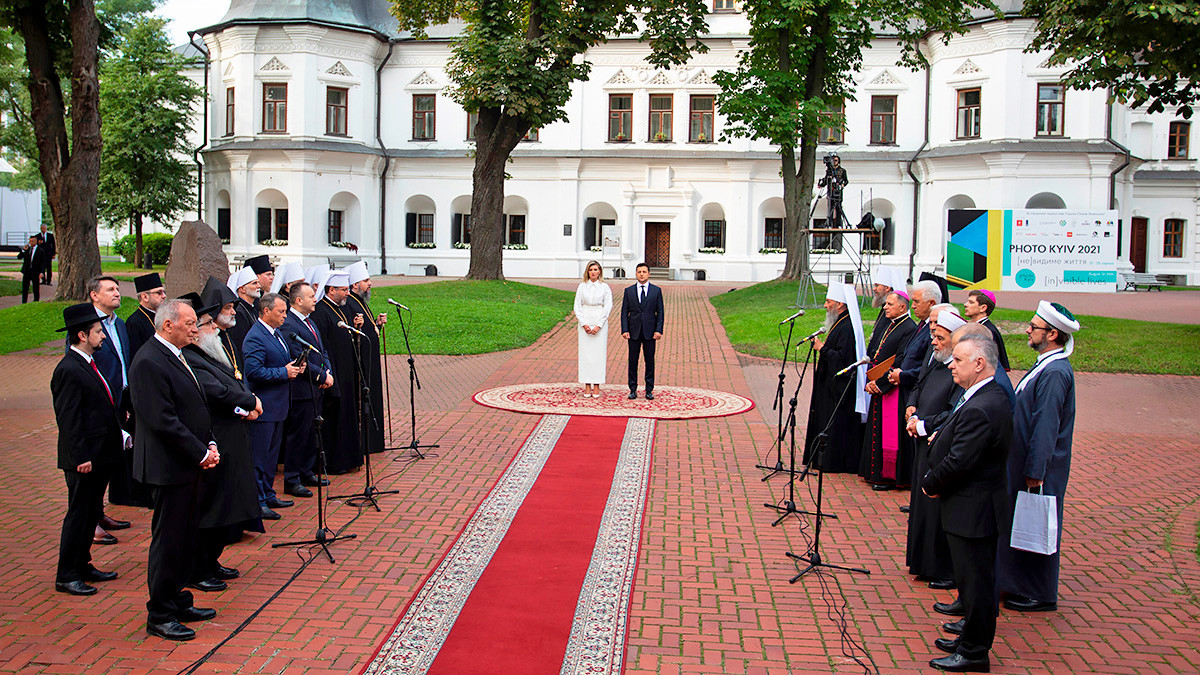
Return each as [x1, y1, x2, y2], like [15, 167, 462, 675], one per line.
[714, 0, 993, 284]
[1025, 0, 1200, 117]
[392, 0, 709, 280]
[98, 15, 201, 267]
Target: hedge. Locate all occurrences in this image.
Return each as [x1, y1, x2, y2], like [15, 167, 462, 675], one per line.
[112, 232, 174, 265]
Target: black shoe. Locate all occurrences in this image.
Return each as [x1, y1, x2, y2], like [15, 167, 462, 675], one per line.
[1003, 595, 1057, 612]
[99, 514, 131, 530]
[83, 567, 118, 583]
[871, 483, 895, 491]
[214, 565, 240, 580]
[943, 619, 965, 635]
[187, 578, 227, 592]
[265, 496, 294, 509]
[175, 606, 217, 623]
[55, 580, 97, 596]
[929, 579, 957, 590]
[934, 599, 965, 616]
[934, 637, 960, 654]
[92, 531, 118, 545]
[628, 391, 637, 399]
[899, 505, 911, 513]
[929, 653, 989, 672]
[284, 483, 313, 498]
[147, 619, 196, 641]
[260, 505, 281, 520]
[644, 391, 654, 400]
[300, 474, 330, 487]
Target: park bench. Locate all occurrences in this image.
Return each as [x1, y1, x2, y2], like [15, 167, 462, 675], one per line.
[1120, 272, 1167, 291]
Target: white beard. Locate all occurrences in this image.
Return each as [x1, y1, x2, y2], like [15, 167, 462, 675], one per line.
[358, 288, 371, 304]
[872, 290, 887, 308]
[217, 313, 236, 329]
[823, 308, 840, 332]
[198, 330, 232, 369]
[933, 346, 952, 362]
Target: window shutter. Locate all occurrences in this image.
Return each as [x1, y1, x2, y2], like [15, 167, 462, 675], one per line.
[257, 208, 271, 242]
[452, 213, 463, 245]
[584, 217, 597, 250]
[406, 212, 417, 246]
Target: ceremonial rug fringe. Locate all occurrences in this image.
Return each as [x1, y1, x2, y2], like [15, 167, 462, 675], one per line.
[473, 383, 754, 420]
[362, 414, 655, 675]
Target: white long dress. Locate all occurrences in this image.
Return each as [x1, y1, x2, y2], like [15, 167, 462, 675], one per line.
[574, 280, 612, 384]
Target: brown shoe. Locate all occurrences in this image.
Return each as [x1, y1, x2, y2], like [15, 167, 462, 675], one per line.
[99, 514, 131, 530]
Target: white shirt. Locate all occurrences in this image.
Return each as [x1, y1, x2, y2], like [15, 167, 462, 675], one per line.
[70, 345, 94, 364]
[289, 307, 310, 321]
[153, 333, 183, 358]
[959, 375, 995, 405]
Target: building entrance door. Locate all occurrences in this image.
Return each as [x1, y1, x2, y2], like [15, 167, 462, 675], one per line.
[644, 222, 670, 268]
[1130, 217, 1147, 273]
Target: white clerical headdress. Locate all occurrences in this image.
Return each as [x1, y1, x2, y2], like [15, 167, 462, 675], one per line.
[1036, 300, 1080, 356]
[346, 260, 370, 285]
[226, 266, 257, 293]
[270, 262, 305, 294]
[872, 265, 905, 291]
[311, 267, 332, 302]
[834, 283, 869, 420]
[936, 310, 967, 333]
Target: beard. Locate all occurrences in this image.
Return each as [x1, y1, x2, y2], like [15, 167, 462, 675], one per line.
[872, 289, 887, 308]
[823, 308, 840, 332]
[197, 330, 232, 369]
[933, 345, 952, 362]
[1029, 334, 1048, 352]
[357, 287, 371, 304]
[337, 297, 347, 307]
[217, 312, 236, 329]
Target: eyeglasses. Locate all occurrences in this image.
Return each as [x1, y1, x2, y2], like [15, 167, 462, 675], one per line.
[1028, 322, 1050, 332]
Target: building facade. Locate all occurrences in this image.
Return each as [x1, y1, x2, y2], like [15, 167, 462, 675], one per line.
[188, 0, 1200, 284]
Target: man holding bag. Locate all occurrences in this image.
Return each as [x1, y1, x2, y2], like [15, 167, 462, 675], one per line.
[997, 301, 1079, 613]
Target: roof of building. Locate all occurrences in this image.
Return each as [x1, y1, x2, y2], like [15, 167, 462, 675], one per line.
[207, 0, 399, 38]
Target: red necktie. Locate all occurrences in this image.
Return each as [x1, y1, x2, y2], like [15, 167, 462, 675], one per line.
[90, 359, 114, 406]
[305, 318, 321, 348]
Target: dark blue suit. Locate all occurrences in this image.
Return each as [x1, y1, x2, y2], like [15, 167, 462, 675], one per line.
[277, 310, 333, 486]
[243, 319, 292, 505]
[895, 319, 931, 389]
[620, 282, 664, 394]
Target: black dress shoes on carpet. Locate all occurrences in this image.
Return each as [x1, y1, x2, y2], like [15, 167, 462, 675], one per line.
[266, 496, 294, 509]
[628, 392, 637, 400]
[214, 565, 240, 580]
[99, 514, 131, 530]
[300, 474, 330, 487]
[943, 619, 965, 635]
[645, 392, 654, 400]
[55, 580, 97, 596]
[147, 619, 195, 641]
[187, 578, 228, 592]
[175, 606, 217, 622]
[83, 567, 118, 583]
[934, 599, 965, 616]
[928, 579, 957, 590]
[260, 505, 281, 520]
[934, 637, 960, 654]
[284, 483, 313, 498]
[929, 653, 989, 672]
[1003, 595, 1057, 612]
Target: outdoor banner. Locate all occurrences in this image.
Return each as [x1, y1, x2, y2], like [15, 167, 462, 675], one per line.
[946, 209, 1119, 293]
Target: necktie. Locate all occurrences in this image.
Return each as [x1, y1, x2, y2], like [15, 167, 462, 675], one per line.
[178, 353, 201, 391]
[90, 359, 114, 406]
[639, 285, 645, 303]
[951, 392, 966, 412]
[305, 318, 321, 348]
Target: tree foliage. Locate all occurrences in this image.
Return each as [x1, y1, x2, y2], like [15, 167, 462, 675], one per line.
[392, 0, 709, 279]
[98, 15, 201, 266]
[1025, 0, 1200, 117]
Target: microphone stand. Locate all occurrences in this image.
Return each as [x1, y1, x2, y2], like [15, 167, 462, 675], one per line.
[786, 369, 870, 581]
[329, 328, 398, 510]
[274, 342, 357, 562]
[756, 316, 799, 478]
[391, 304, 439, 460]
[764, 342, 831, 526]
[379, 322, 395, 448]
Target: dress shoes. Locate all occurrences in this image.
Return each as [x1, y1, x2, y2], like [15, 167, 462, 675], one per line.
[187, 577, 227, 592]
[146, 619, 196, 641]
[99, 514, 131, 530]
[300, 474, 330, 487]
[265, 496, 294, 509]
[83, 567, 118, 583]
[929, 579, 957, 590]
[55, 580, 97, 596]
[899, 505, 910, 514]
[628, 391, 637, 400]
[644, 391, 654, 400]
[934, 599, 965, 616]
[870, 483, 894, 491]
[214, 565, 240, 580]
[943, 619, 965, 635]
[934, 637, 960, 654]
[284, 483, 313, 498]
[175, 606, 217, 622]
[93, 531, 117, 545]
[260, 505, 281, 520]
[929, 653, 989, 672]
[1003, 594, 1057, 612]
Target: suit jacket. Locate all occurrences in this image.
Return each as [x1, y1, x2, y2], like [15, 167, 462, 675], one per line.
[980, 317, 1011, 372]
[51, 350, 123, 470]
[896, 320, 932, 388]
[39, 231, 55, 256]
[242, 319, 293, 422]
[620, 283, 665, 340]
[70, 313, 131, 402]
[130, 338, 214, 486]
[227, 298, 256, 364]
[921, 379, 1013, 538]
[278, 310, 333, 401]
[18, 244, 49, 277]
[905, 347, 960, 436]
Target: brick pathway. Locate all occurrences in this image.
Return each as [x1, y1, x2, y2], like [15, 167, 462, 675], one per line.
[0, 282, 1198, 673]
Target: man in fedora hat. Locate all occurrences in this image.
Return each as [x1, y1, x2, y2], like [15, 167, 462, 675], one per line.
[51, 304, 128, 596]
[125, 273, 166, 357]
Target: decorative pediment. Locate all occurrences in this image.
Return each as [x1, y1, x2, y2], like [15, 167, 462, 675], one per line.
[954, 59, 980, 75]
[260, 56, 288, 72]
[325, 61, 353, 77]
[648, 70, 673, 85]
[409, 70, 439, 86]
[605, 69, 633, 86]
[222, 62, 234, 77]
[869, 69, 901, 85]
[688, 69, 713, 85]
[1036, 57, 1064, 70]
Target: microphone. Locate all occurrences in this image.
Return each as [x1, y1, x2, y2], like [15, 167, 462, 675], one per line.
[778, 309, 805, 324]
[835, 356, 870, 377]
[338, 320, 366, 337]
[387, 298, 410, 311]
[797, 326, 827, 344]
[287, 332, 317, 352]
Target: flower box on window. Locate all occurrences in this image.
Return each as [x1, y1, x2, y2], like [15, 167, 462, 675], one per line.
[330, 241, 358, 252]
[698, 247, 725, 254]
[407, 242, 436, 249]
[589, 246, 602, 252]
[453, 242, 471, 249]
[758, 247, 787, 254]
[260, 239, 288, 247]
[503, 243, 528, 250]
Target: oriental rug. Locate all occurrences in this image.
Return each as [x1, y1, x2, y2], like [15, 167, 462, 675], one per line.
[362, 414, 655, 675]
[473, 382, 754, 420]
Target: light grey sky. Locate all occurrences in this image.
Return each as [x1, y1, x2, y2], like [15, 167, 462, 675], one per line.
[159, 0, 228, 47]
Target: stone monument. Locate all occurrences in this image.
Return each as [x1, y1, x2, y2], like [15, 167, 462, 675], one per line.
[164, 220, 230, 298]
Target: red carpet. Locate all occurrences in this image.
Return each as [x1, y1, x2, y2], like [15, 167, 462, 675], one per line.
[364, 414, 656, 674]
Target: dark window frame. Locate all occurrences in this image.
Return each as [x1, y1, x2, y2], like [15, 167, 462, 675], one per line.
[507, 214, 527, 245]
[703, 219, 725, 249]
[326, 87, 348, 136]
[870, 95, 897, 145]
[1163, 218, 1185, 258]
[1168, 121, 1190, 159]
[690, 95, 715, 143]
[328, 209, 343, 244]
[764, 218, 784, 249]
[417, 213, 435, 244]
[413, 94, 436, 141]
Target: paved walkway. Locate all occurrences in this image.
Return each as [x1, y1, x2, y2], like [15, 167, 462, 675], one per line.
[0, 281, 1197, 673]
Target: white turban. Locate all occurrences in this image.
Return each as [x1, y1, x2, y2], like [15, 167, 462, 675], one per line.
[1036, 300, 1080, 356]
[226, 266, 257, 294]
[936, 310, 967, 333]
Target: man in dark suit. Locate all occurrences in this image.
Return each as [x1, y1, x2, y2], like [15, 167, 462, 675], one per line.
[18, 235, 49, 303]
[243, 292, 304, 519]
[39, 224, 55, 284]
[129, 299, 221, 642]
[51, 304, 126, 596]
[620, 262, 664, 400]
[921, 331, 1013, 673]
[277, 281, 334, 497]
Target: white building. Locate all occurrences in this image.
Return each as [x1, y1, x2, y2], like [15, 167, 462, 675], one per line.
[186, 0, 1200, 283]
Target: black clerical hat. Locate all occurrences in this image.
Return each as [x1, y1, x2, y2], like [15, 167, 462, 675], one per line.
[177, 292, 221, 321]
[134, 272, 163, 294]
[58, 303, 102, 333]
[919, 271, 950, 305]
[202, 275, 237, 308]
[244, 255, 273, 274]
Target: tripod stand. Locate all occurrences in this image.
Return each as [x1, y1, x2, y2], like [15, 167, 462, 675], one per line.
[757, 316, 800, 479]
[786, 371, 870, 581]
[274, 343, 357, 562]
[764, 342, 834, 526]
[391, 303, 438, 460]
[329, 327, 398, 511]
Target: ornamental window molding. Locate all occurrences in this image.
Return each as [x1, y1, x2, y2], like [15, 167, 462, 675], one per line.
[406, 70, 442, 92]
[260, 56, 289, 72]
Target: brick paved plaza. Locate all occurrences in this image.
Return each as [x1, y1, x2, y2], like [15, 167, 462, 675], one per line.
[0, 280, 1198, 673]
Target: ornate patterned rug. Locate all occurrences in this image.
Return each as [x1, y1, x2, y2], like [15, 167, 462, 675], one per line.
[473, 383, 755, 420]
[362, 414, 655, 675]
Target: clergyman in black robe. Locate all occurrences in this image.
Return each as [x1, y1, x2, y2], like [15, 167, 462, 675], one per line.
[311, 284, 362, 474]
[858, 291, 916, 488]
[125, 273, 165, 358]
[803, 293, 864, 473]
[345, 261, 386, 455]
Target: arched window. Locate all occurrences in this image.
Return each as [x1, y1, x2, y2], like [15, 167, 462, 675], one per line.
[254, 189, 288, 243]
[699, 203, 725, 250]
[404, 195, 436, 246]
[583, 202, 618, 251]
[1025, 192, 1066, 209]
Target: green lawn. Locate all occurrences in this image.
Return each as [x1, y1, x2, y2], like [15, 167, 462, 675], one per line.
[366, 280, 575, 355]
[710, 280, 1200, 375]
[0, 278, 21, 297]
[0, 297, 139, 354]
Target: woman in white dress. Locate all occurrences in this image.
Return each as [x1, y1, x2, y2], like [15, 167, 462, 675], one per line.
[574, 261, 612, 398]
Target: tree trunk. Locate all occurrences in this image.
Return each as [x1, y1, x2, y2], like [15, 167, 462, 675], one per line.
[134, 213, 143, 267]
[15, 0, 103, 301]
[466, 106, 528, 280]
[779, 27, 827, 290]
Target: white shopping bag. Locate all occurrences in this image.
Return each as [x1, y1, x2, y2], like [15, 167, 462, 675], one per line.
[1010, 488, 1058, 555]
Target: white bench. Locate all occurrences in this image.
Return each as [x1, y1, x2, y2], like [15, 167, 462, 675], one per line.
[1120, 272, 1167, 291]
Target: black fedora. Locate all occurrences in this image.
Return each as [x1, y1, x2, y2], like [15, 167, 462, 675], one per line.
[58, 303, 102, 333]
[134, 272, 164, 294]
[177, 292, 221, 321]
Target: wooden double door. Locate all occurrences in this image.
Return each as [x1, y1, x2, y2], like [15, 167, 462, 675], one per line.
[644, 222, 670, 267]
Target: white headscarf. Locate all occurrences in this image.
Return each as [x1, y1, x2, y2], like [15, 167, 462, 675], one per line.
[828, 282, 869, 419]
[226, 266, 257, 294]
